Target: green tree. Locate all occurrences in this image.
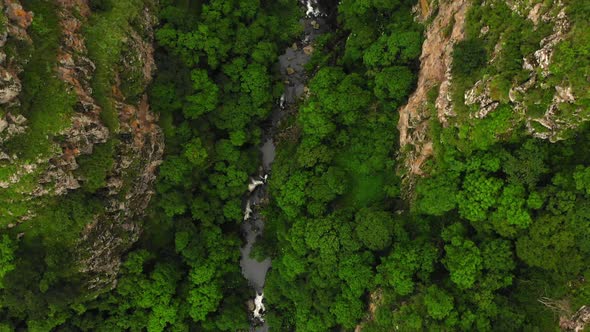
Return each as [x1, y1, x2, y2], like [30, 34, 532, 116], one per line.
[89, 0, 113, 11]
[414, 171, 459, 216]
[574, 165, 590, 195]
[452, 38, 487, 76]
[76, 140, 115, 193]
[183, 138, 208, 166]
[373, 66, 415, 104]
[376, 241, 438, 296]
[363, 31, 422, 67]
[457, 171, 503, 222]
[331, 292, 364, 328]
[158, 156, 192, 186]
[0, 235, 16, 288]
[490, 184, 532, 237]
[338, 253, 373, 297]
[355, 208, 394, 251]
[240, 63, 272, 108]
[424, 285, 454, 320]
[516, 214, 582, 275]
[184, 69, 219, 119]
[275, 172, 309, 218]
[442, 224, 483, 289]
[502, 140, 548, 189]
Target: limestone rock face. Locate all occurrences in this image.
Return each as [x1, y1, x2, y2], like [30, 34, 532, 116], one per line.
[560, 305, 590, 332]
[465, 78, 499, 119]
[0, 68, 20, 104]
[399, 0, 584, 183]
[0, 0, 164, 293]
[52, 0, 164, 291]
[397, 0, 470, 184]
[0, 0, 32, 106]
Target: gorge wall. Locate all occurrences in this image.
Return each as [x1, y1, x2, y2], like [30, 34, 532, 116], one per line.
[0, 0, 162, 293]
[400, 0, 589, 180]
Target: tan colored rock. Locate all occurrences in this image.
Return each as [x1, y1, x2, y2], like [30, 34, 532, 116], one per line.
[0, 67, 21, 104]
[531, 8, 569, 75]
[6, 121, 25, 136]
[5, 0, 33, 28]
[0, 31, 8, 47]
[9, 113, 26, 125]
[528, 3, 544, 25]
[0, 118, 7, 133]
[465, 78, 500, 119]
[0, 112, 27, 144]
[480, 25, 489, 36]
[398, 0, 469, 179]
[510, 3, 575, 141]
[555, 85, 575, 103]
[62, 2, 163, 292]
[560, 305, 590, 331]
[5, 0, 33, 42]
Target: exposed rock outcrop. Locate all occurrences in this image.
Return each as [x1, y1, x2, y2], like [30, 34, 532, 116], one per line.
[33, 0, 109, 197]
[0, 0, 32, 106]
[561, 305, 590, 332]
[80, 87, 164, 290]
[518, 4, 578, 141]
[467, 1, 576, 142]
[465, 78, 499, 119]
[400, 0, 581, 185]
[62, 1, 163, 292]
[0, 68, 21, 104]
[0, 0, 33, 203]
[0, 112, 26, 142]
[398, 0, 469, 180]
[0, 0, 163, 292]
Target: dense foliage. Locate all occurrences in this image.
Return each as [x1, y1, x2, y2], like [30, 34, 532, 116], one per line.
[259, 0, 590, 331]
[57, 0, 301, 330]
[1, 0, 300, 330]
[258, 0, 423, 330]
[1, 0, 589, 331]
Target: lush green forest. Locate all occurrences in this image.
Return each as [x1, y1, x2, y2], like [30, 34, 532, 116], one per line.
[0, 0, 589, 331]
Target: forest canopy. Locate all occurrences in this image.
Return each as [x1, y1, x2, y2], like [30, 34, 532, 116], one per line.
[0, 0, 589, 331]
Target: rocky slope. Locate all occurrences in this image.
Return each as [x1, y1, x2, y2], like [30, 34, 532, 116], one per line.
[400, 0, 589, 178]
[0, 0, 163, 292]
[398, 1, 589, 330]
[398, 0, 469, 181]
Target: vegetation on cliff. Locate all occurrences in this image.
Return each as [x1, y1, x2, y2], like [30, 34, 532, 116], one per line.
[0, 0, 589, 331]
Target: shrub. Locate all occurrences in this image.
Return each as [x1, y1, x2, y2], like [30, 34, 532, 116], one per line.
[89, 0, 113, 12]
[452, 39, 487, 77]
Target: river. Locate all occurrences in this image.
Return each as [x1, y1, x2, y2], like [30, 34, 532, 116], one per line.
[238, 1, 330, 330]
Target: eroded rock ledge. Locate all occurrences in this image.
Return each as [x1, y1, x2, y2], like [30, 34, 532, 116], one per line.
[398, 0, 469, 182]
[0, 0, 163, 292]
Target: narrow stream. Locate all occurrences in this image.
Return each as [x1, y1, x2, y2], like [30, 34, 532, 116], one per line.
[239, 1, 330, 330]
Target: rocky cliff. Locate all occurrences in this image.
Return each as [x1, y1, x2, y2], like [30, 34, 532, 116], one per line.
[397, 1, 589, 330]
[0, 0, 163, 292]
[400, 0, 589, 179]
[398, 0, 469, 182]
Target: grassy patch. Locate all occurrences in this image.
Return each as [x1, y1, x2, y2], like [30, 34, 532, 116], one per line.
[0, 164, 42, 227]
[76, 139, 117, 193]
[14, 0, 75, 160]
[83, 0, 145, 132]
[444, 0, 558, 151]
[0, 0, 75, 227]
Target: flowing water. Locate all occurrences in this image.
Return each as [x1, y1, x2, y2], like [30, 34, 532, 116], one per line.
[239, 1, 330, 330]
